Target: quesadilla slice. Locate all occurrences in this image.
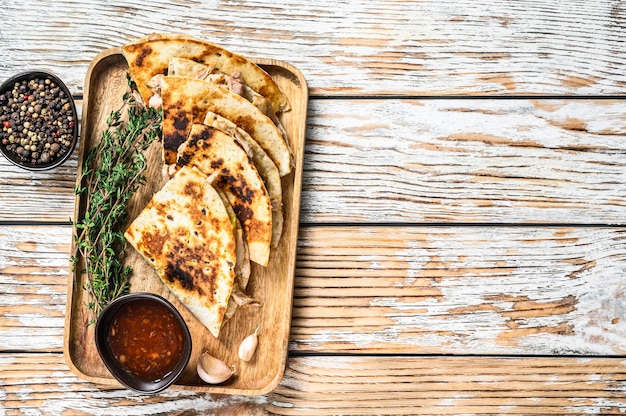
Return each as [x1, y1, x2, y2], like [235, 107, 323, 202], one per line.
[215, 186, 257, 322]
[176, 123, 273, 266]
[168, 57, 264, 107]
[214, 185, 256, 322]
[161, 75, 292, 176]
[159, 76, 208, 167]
[121, 32, 289, 113]
[168, 57, 288, 138]
[123, 165, 236, 338]
[204, 111, 284, 248]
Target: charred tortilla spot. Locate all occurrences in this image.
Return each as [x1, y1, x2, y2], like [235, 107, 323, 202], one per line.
[187, 129, 214, 150]
[218, 173, 255, 204]
[163, 111, 189, 153]
[199, 125, 213, 141]
[186, 135, 199, 148]
[165, 261, 195, 291]
[233, 203, 254, 222]
[173, 111, 188, 130]
[166, 133, 186, 151]
[163, 251, 217, 301]
[231, 55, 246, 65]
[135, 45, 152, 67]
[211, 159, 224, 169]
[184, 182, 201, 200]
[178, 152, 191, 167]
[136, 229, 167, 257]
[162, 231, 225, 302]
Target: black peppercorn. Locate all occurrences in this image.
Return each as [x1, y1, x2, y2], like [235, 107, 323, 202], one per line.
[0, 74, 76, 166]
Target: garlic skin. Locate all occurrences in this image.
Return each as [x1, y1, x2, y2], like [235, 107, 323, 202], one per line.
[238, 327, 259, 362]
[197, 353, 234, 384]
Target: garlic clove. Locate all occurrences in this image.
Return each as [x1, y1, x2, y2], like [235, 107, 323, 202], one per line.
[197, 352, 234, 384]
[238, 327, 259, 362]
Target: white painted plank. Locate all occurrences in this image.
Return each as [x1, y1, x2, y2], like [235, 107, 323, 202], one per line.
[0, 0, 625, 96]
[2, 99, 626, 224]
[291, 226, 626, 355]
[2, 224, 626, 356]
[1, 353, 625, 415]
[0, 225, 71, 351]
[302, 98, 626, 224]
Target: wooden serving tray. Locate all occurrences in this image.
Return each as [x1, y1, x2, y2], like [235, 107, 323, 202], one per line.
[63, 47, 307, 395]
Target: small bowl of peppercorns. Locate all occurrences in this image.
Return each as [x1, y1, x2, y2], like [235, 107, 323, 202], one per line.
[0, 70, 78, 170]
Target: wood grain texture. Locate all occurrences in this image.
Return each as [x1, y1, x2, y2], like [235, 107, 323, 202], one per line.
[302, 98, 626, 224]
[0, 165, 77, 222]
[271, 356, 626, 415]
[3, 98, 625, 224]
[1, 1, 626, 413]
[3, 224, 625, 356]
[0, 353, 269, 416]
[1, 353, 625, 415]
[0, 225, 71, 352]
[291, 226, 626, 355]
[1, 1, 625, 96]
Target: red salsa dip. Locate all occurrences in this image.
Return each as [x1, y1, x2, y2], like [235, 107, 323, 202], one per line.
[107, 298, 185, 382]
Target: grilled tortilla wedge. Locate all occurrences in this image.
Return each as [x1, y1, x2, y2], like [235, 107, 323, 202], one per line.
[168, 56, 270, 111]
[215, 185, 256, 322]
[168, 56, 288, 137]
[161, 75, 292, 176]
[176, 123, 273, 267]
[124, 165, 237, 338]
[121, 32, 289, 113]
[204, 111, 283, 248]
[159, 76, 208, 167]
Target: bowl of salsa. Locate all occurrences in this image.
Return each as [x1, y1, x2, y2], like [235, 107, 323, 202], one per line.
[95, 292, 192, 394]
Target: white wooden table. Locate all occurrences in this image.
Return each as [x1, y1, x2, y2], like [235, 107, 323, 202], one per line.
[2, 1, 626, 414]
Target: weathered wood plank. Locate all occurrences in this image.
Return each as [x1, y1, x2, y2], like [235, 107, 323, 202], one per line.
[2, 99, 625, 224]
[0, 354, 268, 415]
[291, 226, 626, 355]
[302, 98, 626, 224]
[0, 226, 70, 351]
[1, 1, 625, 96]
[2, 225, 625, 356]
[271, 356, 626, 415]
[1, 353, 625, 415]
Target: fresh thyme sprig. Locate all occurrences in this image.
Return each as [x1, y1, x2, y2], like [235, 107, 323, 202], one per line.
[71, 74, 161, 323]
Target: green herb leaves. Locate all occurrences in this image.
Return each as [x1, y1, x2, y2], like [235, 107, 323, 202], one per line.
[72, 75, 161, 323]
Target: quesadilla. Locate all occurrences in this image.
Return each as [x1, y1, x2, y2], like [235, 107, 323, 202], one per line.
[121, 32, 289, 113]
[123, 165, 237, 338]
[168, 57, 288, 138]
[176, 123, 273, 266]
[215, 186, 256, 322]
[216, 186, 257, 322]
[204, 111, 284, 248]
[168, 56, 266, 109]
[160, 75, 292, 176]
[159, 76, 207, 167]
